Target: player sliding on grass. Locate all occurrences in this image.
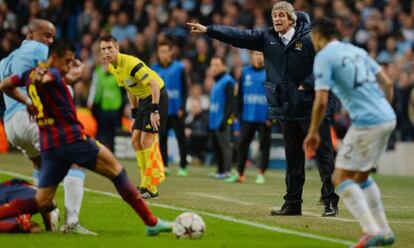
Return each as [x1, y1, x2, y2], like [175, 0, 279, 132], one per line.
[99, 34, 168, 199]
[0, 178, 59, 233]
[0, 41, 172, 236]
[304, 18, 396, 248]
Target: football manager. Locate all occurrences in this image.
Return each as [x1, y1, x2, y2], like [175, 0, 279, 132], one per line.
[188, 1, 339, 217]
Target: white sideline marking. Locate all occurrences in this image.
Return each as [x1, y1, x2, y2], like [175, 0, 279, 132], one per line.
[189, 191, 414, 224]
[0, 169, 354, 246]
[187, 192, 257, 206]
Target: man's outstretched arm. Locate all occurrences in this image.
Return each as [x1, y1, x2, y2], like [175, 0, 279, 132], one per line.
[187, 22, 265, 52]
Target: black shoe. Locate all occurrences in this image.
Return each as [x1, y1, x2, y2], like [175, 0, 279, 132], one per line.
[322, 203, 338, 217]
[270, 204, 302, 216]
[138, 187, 159, 199]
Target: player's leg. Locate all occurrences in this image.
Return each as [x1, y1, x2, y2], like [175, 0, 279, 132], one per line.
[333, 169, 387, 247]
[4, 111, 42, 185]
[256, 123, 271, 184]
[61, 165, 92, 234]
[132, 129, 146, 189]
[133, 110, 165, 197]
[63, 166, 85, 225]
[332, 125, 390, 247]
[92, 144, 171, 235]
[29, 156, 41, 185]
[355, 122, 396, 246]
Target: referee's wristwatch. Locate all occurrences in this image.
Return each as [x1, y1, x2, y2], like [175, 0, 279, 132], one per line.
[152, 103, 160, 114]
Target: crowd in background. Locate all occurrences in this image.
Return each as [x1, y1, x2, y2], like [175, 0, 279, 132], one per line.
[1, 0, 414, 155]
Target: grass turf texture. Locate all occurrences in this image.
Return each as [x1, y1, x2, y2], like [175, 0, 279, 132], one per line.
[0, 152, 413, 248]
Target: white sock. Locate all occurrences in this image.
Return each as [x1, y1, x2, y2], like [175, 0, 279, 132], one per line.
[63, 168, 85, 225]
[361, 177, 392, 234]
[32, 169, 39, 186]
[337, 179, 380, 235]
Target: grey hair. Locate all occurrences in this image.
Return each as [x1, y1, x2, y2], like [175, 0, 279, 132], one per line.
[272, 1, 297, 26]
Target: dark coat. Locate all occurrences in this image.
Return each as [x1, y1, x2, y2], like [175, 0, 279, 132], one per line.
[207, 12, 334, 121]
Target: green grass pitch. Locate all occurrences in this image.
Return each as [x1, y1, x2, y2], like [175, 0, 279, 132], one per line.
[0, 152, 413, 248]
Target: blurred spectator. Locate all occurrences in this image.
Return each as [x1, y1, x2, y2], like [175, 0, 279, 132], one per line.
[187, 37, 211, 83]
[377, 36, 399, 64]
[87, 64, 123, 152]
[111, 11, 137, 42]
[132, 0, 149, 30]
[185, 83, 209, 111]
[77, 0, 97, 35]
[39, 0, 70, 38]
[396, 72, 414, 141]
[185, 97, 209, 164]
[409, 87, 414, 126]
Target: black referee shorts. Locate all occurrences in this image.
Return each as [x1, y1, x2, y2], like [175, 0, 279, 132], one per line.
[133, 88, 168, 133]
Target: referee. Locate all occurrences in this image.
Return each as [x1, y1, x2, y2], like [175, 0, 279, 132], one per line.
[188, 1, 339, 216]
[99, 33, 168, 199]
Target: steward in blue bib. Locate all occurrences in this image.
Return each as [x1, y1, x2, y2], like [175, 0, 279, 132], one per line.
[209, 73, 235, 130]
[152, 60, 187, 115]
[239, 65, 268, 123]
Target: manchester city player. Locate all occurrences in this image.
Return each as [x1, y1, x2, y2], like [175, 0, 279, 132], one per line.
[304, 18, 396, 248]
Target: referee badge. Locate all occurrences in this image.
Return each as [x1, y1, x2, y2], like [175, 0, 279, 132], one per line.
[124, 78, 137, 87]
[295, 41, 303, 51]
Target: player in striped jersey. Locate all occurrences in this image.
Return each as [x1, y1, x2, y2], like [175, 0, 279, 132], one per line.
[0, 41, 172, 236]
[0, 19, 90, 234]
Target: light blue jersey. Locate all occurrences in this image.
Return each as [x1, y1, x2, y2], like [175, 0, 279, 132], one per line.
[0, 40, 48, 121]
[314, 41, 396, 127]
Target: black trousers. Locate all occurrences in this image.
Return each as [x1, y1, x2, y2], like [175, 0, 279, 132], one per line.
[159, 115, 188, 168]
[237, 122, 271, 175]
[212, 125, 232, 174]
[282, 119, 339, 206]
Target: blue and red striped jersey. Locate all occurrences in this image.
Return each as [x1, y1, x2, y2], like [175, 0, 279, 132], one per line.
[11, 67, 86, 151]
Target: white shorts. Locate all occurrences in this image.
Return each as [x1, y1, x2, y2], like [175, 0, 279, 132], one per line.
[4, 111, 40, 158]
[336, 121, 396, 172]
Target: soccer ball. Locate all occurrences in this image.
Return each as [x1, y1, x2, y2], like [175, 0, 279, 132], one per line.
[172, 212, 206, 239]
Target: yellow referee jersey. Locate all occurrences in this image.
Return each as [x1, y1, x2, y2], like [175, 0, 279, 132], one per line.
[108, 53, 164, 99]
